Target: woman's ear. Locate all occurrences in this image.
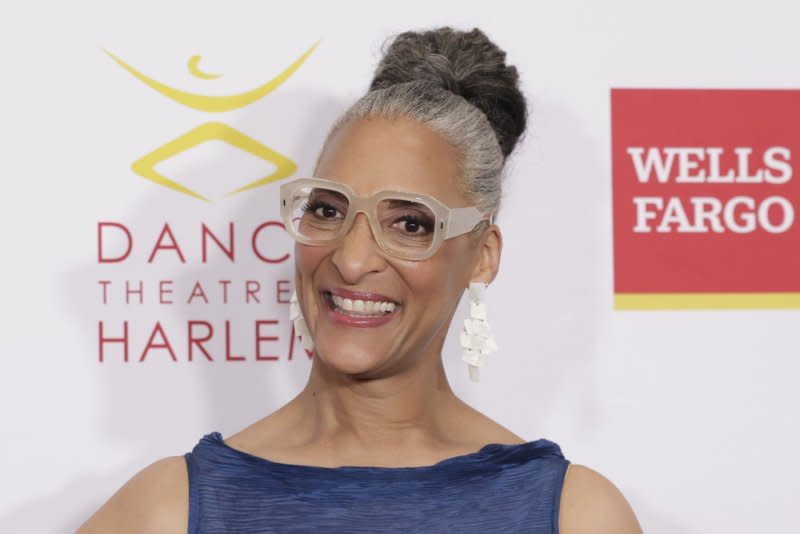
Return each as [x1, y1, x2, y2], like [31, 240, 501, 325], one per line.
[470, 224, 502, 285]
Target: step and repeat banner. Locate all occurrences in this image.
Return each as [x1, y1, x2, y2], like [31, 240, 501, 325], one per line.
[2, 2, 798, 533]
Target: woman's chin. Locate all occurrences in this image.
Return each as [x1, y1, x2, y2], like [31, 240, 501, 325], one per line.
[313, 338, 391, 375]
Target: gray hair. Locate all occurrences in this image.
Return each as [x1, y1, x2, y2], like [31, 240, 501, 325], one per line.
[314, 27, 528, 218]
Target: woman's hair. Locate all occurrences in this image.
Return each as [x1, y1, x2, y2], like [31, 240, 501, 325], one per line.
[314, 26, 528, 217]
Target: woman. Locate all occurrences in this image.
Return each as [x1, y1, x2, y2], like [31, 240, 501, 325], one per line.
[78, 26, 642, 533]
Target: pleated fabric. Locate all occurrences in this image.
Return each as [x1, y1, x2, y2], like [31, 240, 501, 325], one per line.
[184, 431, 570, 533]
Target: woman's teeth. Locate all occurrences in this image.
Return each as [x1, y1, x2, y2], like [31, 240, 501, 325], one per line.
[330, 294, 396, 315]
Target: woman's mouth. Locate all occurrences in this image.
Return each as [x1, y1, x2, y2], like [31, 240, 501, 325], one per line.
[321, 290, 400, 327]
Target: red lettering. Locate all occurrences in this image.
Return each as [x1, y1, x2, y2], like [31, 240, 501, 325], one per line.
[98, 280, 111, 304]
[287, 322, 314, 360]
[276, 280, 291, 304]
[98, 222, 132, 263]
[98, 321, 129, 362]
[125, 280, 143, 304]
[246, 280, 261, 303]
[148, 223, 186, 263]
[219, 280, 231, 304]
[225, 321, 245, 361]
[187, 282, 209, 304]
[252, 221, 290, 264]
[140, 322, 177, 361]
[188, 321, 214, 361]
[159, 280, 174, 304]
[255, 320, 279, 361]
[202, 223, 234, 262]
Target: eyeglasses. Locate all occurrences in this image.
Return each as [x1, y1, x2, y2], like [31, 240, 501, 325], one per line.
[279, 177, 492, 261]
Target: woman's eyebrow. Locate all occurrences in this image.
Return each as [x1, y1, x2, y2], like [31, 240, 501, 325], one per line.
[309, 189, 348, 201]
[383, 199, 425, 208]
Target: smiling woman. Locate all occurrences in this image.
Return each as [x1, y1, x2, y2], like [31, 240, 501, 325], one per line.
[77, 26, 642, 534]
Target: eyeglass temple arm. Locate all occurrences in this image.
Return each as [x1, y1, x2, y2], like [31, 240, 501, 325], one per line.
[445, 206, 491, 238]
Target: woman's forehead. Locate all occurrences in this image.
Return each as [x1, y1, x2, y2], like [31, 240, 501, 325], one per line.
[315, 116, 465, 200]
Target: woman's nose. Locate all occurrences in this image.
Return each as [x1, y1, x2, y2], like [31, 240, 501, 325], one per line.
[331, 212, 386, 283]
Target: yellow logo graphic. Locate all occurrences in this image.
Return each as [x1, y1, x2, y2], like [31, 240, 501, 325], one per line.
[105, 42, 319, 201]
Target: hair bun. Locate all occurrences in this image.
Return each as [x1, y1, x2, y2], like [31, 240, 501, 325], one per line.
[369, 26, 527, 159]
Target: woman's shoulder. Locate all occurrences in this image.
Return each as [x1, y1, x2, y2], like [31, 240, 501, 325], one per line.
[76, 455, 188, 534]
[558, 463, 643, 534]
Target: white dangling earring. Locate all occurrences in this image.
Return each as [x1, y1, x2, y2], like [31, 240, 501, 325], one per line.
[289, 290, 315, 351]
[459, 282, 498, 383]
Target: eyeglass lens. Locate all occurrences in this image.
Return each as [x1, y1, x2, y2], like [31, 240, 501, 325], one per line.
[288, 185, 438, 254]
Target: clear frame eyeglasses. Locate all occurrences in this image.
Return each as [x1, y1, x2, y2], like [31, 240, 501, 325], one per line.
[279, 177, 492, 261]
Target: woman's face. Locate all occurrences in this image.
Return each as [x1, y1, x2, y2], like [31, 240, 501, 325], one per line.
[294, 116, 500, 378]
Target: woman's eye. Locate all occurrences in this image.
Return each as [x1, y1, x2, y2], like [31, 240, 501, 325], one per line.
[303, 201, 342, 219]
[394, 216, 433, 235]
[316, 205, 339, 218]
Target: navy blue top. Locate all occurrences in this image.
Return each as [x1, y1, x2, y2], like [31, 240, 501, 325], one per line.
[184, 431, 570, 533]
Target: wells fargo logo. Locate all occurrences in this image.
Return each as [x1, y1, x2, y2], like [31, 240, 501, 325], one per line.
[611, 89, 800, 310]
[104, 42, 318, 201]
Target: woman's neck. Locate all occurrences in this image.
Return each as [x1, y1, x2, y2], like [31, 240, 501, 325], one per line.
[289, 354, 472, 456]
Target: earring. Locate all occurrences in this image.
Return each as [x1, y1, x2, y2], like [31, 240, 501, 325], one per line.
[460, 282, 497, 382]
[289, 290, 315, 351]
[459, 282, 498, 382]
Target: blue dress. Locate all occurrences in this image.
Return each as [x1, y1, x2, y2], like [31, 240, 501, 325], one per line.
[184, 431, 570, 533]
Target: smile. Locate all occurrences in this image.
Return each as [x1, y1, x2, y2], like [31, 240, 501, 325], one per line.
[321, 290, 400, 327]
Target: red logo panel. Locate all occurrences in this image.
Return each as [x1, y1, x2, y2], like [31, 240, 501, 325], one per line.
[611, 89, 800, 309]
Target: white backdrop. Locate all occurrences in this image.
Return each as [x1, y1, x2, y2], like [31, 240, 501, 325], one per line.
[1, 1, 798, 533]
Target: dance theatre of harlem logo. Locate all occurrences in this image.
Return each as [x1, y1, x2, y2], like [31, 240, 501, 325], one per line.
[611, 89, 800, 310]
[96, 43, 319, 363]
